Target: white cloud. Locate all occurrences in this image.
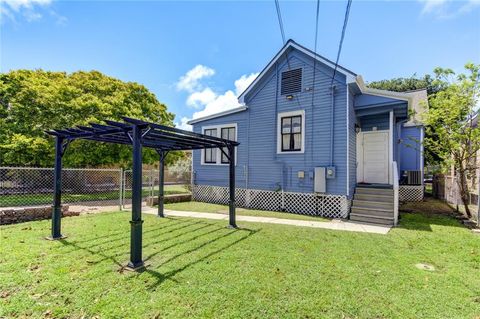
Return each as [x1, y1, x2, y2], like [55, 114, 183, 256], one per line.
[174, 65, 259, 131]
[0, 0, 62, 23]
[419, 0, 480, 18]
[176, 64, 215, 92]
[186, 88, 216, 109]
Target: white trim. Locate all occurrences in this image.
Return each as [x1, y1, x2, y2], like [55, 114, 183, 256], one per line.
[238, 40, 356, 104]
[346, 89, 350, 196]
[276, 110, 306, 154]
[389, 111, 394, 185]
[200, 123, 238, 166]
[420, 126, 424, 184]
[187, 106, 247, 125]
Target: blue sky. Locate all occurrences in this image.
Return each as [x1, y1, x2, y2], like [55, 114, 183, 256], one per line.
[1, 0, 479, 129]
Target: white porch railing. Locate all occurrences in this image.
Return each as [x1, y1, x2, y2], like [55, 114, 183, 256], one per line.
[392, 161, 399, 226]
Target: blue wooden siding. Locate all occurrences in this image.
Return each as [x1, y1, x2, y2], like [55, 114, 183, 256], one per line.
[192, 48, 350, 195]
[399, 125, 423, 172]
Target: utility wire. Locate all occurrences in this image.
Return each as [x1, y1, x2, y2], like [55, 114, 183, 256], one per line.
[310, 0, 321, 164]
[274, 0, 286, 45]
[330, 0, 353, 87]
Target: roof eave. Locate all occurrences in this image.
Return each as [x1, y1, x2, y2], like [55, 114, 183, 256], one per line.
[187, 106, 248, 125]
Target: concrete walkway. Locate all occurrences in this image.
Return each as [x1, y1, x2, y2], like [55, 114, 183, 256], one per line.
[142, 207, 391, 235]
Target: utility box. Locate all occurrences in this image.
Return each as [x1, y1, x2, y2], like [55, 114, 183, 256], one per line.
[326, 166, 336, 179]
[314, 167, 326, 193]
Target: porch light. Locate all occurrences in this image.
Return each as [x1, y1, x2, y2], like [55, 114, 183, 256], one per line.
[286, 95, 294, 100]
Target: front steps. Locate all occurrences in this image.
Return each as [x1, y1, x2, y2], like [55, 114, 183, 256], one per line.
[350, 187, 395, 226]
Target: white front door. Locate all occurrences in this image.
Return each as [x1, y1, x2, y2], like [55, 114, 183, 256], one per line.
[357, 131, 389, 184]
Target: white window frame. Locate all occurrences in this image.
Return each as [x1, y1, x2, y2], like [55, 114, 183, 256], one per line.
[201, 123, 238, 166]
[277, 110, 305, 154]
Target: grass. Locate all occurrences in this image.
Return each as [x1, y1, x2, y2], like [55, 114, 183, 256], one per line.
[0, 185, 190, 207]
[165, 201, 328, 221]
[1, 199, 480, 318]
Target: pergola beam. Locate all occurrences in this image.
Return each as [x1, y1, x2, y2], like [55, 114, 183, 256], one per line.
[45, 117, 239, 272]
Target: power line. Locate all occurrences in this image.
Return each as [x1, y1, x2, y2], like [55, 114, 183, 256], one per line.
[274, 0, 286, 45]
[330, 0, 353, 87]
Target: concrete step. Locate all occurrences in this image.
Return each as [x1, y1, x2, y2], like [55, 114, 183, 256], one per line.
[350, 213, 394, 226]
[351, 207, 394, 218]
[353, 193, 393, 203]
[355, 187, 393, 195]
[352, 199, 393, 210]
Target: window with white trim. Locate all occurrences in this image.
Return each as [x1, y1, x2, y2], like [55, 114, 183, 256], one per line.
[202, 124, 237, 165]
[277, 110, 305, 154]
[203, 128, 217, 164]
[221, 127, 236, 163]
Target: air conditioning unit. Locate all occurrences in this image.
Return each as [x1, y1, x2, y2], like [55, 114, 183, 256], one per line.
[406, 170, 422, 185]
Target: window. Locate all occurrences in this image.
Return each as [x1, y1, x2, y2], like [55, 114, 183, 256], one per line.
[202, 124, 237, 165]
[281, 68, 302, 95]
[281, 116, 302, 151]
[204, 128, 217, 163]
[277, 110, 305, 154]
[221, 127, 236, 163]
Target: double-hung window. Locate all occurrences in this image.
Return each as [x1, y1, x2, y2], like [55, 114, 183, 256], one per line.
[277, 110, 305, 154]
[281, 115, 302, 152]
[204, 128, 217, 163]
[221, 127, 236, 164]
[202, 124, 237, 165]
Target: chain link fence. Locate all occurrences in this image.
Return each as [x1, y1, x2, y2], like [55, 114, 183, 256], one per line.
[0, 166, 190, 209]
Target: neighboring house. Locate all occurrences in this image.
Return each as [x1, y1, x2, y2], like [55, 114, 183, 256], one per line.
[188, 40, 427, 225]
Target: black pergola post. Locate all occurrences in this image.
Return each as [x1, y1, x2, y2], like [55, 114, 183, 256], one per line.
[127, 124, 144, 270]
[49, 136, 65, 240]
[228, 145, 237, 228]
[157, 150, 166, 218]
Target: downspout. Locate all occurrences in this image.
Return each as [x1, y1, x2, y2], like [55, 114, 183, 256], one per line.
[329, 85, 336, 166]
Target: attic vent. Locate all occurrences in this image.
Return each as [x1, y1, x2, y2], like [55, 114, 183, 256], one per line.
[281, 68, 302, 95]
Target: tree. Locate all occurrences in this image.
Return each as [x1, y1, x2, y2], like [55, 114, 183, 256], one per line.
[0, 70, 180, 167]
[423, 63, 480, 218]
[368, 74, 446, 96]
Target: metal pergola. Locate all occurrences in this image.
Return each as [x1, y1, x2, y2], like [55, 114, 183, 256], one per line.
[46, 117, 239, 271]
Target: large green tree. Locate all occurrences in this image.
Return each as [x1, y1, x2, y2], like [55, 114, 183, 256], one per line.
[0, 70, 177, 167]
[423, 63, 480, 218]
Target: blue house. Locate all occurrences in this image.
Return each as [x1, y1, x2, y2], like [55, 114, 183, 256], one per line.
[188, 40, 427, 225]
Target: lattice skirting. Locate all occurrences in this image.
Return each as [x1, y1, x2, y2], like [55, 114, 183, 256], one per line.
[399, 185, 424, 202]
[192, 185, 349, 218]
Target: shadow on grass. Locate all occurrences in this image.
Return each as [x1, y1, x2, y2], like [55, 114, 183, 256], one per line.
[57, 217, 260, 290]
[143, 227, 259, 290]
[398, 198, 466, 232]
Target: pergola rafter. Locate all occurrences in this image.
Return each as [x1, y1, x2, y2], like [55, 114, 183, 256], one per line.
[45, 117, 239, 271]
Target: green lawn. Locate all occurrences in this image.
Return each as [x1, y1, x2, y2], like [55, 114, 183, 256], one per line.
[1, 200, 479, 318]
[165, 201, 328, 221]
[0, 184, 190, 207]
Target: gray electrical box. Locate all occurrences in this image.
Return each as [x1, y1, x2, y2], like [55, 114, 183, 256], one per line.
[314, 167, 326, 193]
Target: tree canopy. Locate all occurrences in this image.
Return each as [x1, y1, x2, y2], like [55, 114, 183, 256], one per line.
[424, 63, 480, 217]
[0, 70, 178, 167]
[368, 74, 447, 96]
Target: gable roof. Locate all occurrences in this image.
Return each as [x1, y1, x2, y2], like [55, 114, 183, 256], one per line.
[237, 39, 357, 104]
